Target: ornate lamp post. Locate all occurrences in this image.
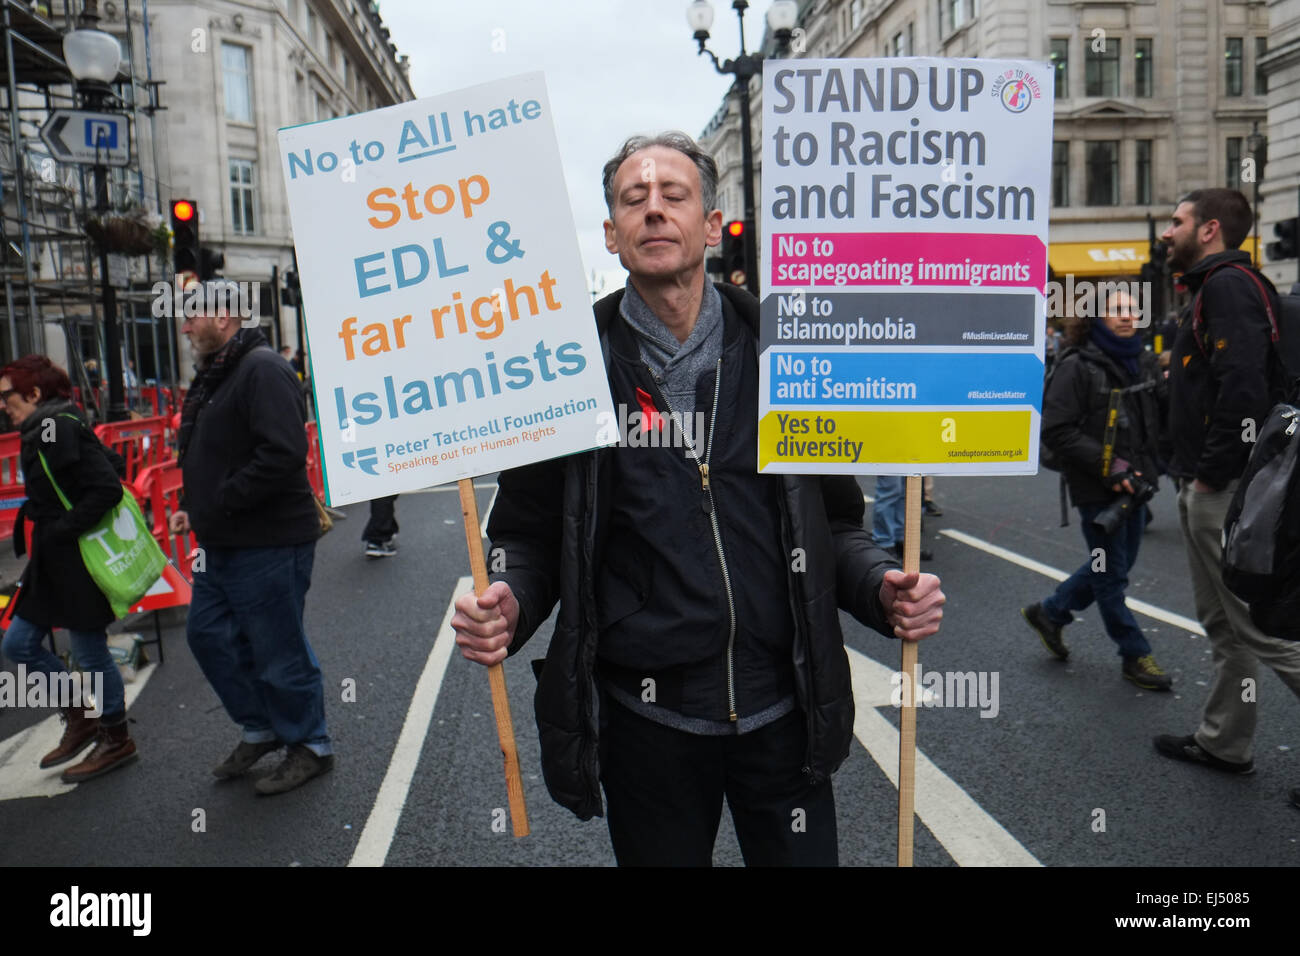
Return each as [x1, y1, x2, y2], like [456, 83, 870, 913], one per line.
[687, 0, 797, 297]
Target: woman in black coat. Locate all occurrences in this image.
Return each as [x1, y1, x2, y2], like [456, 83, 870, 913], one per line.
[0, 355, 138, 782]
[1020, 290, 1172, 691]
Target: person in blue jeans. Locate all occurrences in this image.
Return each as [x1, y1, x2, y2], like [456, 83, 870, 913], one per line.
[170, 289, 332, 795]
[872, 475, 933, 561]
[0, 355, 138, 782]
[1022, 290, 1171, 690]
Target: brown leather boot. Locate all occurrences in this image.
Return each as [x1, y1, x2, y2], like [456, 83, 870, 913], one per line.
[40, 707, 99, 769]
[60, 720, 138, 784]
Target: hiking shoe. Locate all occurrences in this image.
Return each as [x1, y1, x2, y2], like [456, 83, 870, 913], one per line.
[1022, 602, 1069, 660]
[60, 721, 138, 784]
[254, 745, 334, 796]
[213, 739, 281, 779]
[1123, 654, 1173, 691]
[40, 706, 99, 769]
[364, 539, 397, 558]
[1153, 734, 1254, 774]
[922, 498, 943, 517]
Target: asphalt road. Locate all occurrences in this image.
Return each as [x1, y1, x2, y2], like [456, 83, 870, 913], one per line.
[2, 468, 1298, 867]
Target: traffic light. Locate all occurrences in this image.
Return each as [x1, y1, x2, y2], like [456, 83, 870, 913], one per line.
[170, 199, 200, 282]
[1267, 217, 1298, 261]
[722, 219, 746, 286]
[281, 269, 301, 307]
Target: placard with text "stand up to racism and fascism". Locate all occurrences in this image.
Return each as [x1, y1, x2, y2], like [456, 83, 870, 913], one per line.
[278, 72, 615, 507]
[759, 57, 1052, 477]
[278, 73, 617, 839]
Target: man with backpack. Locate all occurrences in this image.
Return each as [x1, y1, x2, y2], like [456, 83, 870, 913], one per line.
[1153, 188, 1300, 785]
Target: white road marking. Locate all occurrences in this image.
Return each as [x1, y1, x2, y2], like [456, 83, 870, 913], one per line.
[845, 647, 1042, 867]
[939, 528, 1206, 636]
[349, 576, 471, 867]
[0, 662, 158, 801]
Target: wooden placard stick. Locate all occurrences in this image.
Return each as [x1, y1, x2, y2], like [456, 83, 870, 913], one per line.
[897, 474, 922, 866]
[458, 478, 529, 838]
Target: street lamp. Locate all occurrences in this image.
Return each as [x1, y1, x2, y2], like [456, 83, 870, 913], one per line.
[688, 0, 797, 297]
[1247, 120, 1268, 269]
[65, 1, 129, 421]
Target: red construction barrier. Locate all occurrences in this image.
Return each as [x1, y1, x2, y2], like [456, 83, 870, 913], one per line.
[95, 416, 171, 493]
[0, 433, 26, 541]
[134, 461, 198, 582]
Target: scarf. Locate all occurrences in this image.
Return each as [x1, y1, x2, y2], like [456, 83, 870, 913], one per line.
[1089, 321, 1143, 379]
[619, 279, 723, 420]
[19, 398, 80, 439]
[178, 326, 268, 462]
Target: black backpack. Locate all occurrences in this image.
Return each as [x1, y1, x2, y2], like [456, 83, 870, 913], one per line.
[1221, 395, 1300, 640]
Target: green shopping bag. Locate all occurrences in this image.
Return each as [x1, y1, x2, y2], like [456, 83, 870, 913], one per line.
[38, 448, 168, 619]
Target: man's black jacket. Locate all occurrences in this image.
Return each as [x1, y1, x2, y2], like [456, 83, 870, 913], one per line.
[486, 283, 899, 821]
[181, 346, 318, 548]
[1042, 339, 1164, 507]
[1168, 250, 1287, 489]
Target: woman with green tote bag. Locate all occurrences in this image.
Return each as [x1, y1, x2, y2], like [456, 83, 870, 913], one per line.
[0, 355, 139, 783]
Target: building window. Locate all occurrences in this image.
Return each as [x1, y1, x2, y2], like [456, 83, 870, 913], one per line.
[1136, 139, 1152, 205]
[1050, 38, 1068, 99]
[1226, 137, 1242, 190]
[1085, 36, 1120, 97]
[891, 30, 907, 57]
[1086, 141, 1120, 206]
[1225, 37, 1243, 96]
[851, 0, 864, 30]
[229, 160, 257, 235]
[221, 44, 253, 123]
[1052, 141, 1069, 207]
[949, 0, 965, 31]
[307, 5, 320, 48]
[1255, 37, 1268, 95]
[1135, 38, 1152, 97]
[327, 34, 338, 71]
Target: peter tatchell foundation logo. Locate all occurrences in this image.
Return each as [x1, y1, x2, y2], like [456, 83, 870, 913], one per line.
[992, 69, 1041, 113]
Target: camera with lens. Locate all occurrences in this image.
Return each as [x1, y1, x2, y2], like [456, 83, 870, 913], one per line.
[1093, 470, 1157, 535]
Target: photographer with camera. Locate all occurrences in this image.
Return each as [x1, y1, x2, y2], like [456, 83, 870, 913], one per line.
[1022, 288, 1172, 691]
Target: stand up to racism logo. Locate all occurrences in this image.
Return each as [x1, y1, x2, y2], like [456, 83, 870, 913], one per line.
[992, 68, 1042, 113]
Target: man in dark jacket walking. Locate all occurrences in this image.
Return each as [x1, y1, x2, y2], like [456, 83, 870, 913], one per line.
[452, 132, 944, 865]
[1152, 188, 1300, 778]
[170, 286, 333, 794]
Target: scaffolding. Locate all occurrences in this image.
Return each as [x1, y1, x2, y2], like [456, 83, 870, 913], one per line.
[0, 0, 173, 421]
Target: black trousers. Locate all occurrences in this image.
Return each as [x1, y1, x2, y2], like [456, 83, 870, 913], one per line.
[599, 698, 838, 866]
[362, 494, 398, 543]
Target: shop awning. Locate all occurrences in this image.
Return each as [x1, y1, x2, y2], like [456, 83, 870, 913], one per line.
[1049, 238, 1260, 277]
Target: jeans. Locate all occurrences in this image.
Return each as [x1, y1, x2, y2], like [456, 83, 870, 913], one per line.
[186, 542, 331, 756]
[599, 699, 837, 866]
[363, 494, 399, 544]
[1, 614, 125, 723]
[1041, 501, 1150, 658]
[871, 476, 905, 548]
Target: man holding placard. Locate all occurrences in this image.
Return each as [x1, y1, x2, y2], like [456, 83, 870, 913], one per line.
[453, 131, 944, 866]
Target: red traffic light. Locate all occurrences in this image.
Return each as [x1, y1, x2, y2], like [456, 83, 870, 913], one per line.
[172, 200, 195, 222]
[726, 220, 744, 237]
